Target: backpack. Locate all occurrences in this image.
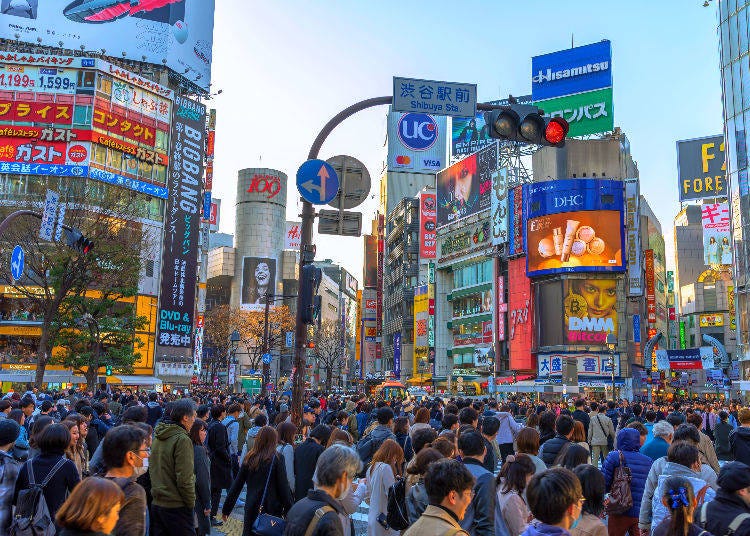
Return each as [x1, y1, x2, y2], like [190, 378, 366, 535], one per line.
[699, 502, 750, 536]
[356, 432, 391, 473]
[386, 477, 409, 530]
[10, 457, 67, 536]
[605, 451, 633, 515]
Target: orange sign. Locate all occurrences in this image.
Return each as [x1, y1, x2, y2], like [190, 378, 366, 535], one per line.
[0, 100, 72, 125]
[90, 131, 167, 166]
[92, 107, 157, 146]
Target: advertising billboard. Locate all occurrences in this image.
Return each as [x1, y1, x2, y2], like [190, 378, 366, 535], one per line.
[677, 135, 727, 201]
[0, 0, 215, 91]
[525, 179, 625, 276]
[508, 185, 524, 256]
[645, 249, 656, 324]
[625, 180, 642, 296]
[535, 87, 614, 138]
[418, 192, 437, 259]
[437, 219, 491, 266]
[538, 352, 620, 378]
[437, 142, 497, 227]
[701, 202, 732, 265]
[157, 95, 206, 349]
[240, 257, 276, 312]
[284, 221, 301, 250]
[655, 347, 714, 370]
[414, 284, 429, 372]
[450, 96, 532, 158]
[699, 313, 724, 327]
[363, 235, 377, 288]
[563, 278, 618, 344]
[393, 332, 401, 379]
[532, 40, 612, 101]
[387, 111, 448, 173]
[508, 258, 533, 370]
[491, 167, 509, 246]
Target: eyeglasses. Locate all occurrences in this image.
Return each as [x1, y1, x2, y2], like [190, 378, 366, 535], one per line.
[132, 448, 150, 455]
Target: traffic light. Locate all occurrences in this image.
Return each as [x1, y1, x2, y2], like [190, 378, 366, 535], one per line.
[64, 228, 94, 254]
[300, 264, 322, 324]
[484, 104, 569, 147]
[105, 365, 112, 376]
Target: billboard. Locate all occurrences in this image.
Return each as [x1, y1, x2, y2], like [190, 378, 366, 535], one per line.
[491, 167, 509, 245]
[436, 142, 497, 227]
[240, 257, 276, 312]
[655, 347, 714, 370]
[508, 185, 524, 256]
[699, 313, 724, 327]
[508, 258, 533, 370]
[677, 135, 727, 201]
[563, 278, 618, 344]
[0, 99, 74, 125]
[393, 332, 401, 379]
[532, 40, 612, 101]
[701, 202, 732, 265]
[284, 221, 301, 250]
[525, 179, 625, 276]
[538, 352, 620, 378]
[625, 180, 642, 296]
[157, 95, 206, 348]
[645, 249, 656, 324]
[450, 96, 532, 158]
[363, 235, 377, 288]
[418, 192, 437, 259]
[414, 285, 429, 372]
[0, 0, 215, 92]
[387, 111, 448, 173]
[535, 87, 614, 138]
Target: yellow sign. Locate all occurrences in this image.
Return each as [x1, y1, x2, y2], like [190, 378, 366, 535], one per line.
[364, 326, 377, 338]
[0, 325, 41, 337]
[699, 314, 724, 327]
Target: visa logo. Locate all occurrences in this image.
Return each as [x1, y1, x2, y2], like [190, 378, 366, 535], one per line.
[423, 159, 441, 167]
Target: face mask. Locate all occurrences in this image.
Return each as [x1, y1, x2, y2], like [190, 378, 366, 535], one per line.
[133, 465, 148, 478]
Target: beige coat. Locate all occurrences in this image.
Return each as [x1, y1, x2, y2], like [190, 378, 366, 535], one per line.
[570, 513, 607, 536]
[587, 412, 614, 446]
[403, 505, 470, 536]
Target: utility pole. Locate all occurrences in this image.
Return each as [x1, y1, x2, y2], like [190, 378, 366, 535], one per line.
[262, 292, 271, 396]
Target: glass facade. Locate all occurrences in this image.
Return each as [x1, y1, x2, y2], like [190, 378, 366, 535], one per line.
[720, 0, 750, 362]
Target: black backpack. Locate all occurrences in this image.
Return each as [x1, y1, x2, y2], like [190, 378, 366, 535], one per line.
[386, 477, 409, 531]
[10, 457, 67, 536]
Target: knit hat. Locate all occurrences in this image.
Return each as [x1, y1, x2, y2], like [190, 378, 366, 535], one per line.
[0, 419, 20, 446]
[718, 462, 750, 492]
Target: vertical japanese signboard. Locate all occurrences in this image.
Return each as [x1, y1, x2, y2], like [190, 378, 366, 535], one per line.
[625, 180, 642, 296]
[418, 192, 437, 259]
[508, 258, 533, 370]
[157, 95, 206, 349]
[645, 249, 656, 326]
[508, 185, 524, 256]
[491, 167, 509, 245]
[393, 332, 401, 379]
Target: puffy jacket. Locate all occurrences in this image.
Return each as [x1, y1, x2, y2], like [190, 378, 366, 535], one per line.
[649, 462, 715, 531]
[602, 428, 653, 519]
[730, 426, 750, 465]
[460, 458, 495, 536]
[150, 420, 196, 509]
[538, 435, 570, 467]
[520, 522, 573, 536]
[714, 420, 734, 460]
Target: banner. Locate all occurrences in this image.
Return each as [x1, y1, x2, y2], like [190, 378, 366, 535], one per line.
[655, 347, 715, 370]
[699, 314, 724, 327]
[387, 111, 448, 173]
[284, 221, 301, 250]
[535, 88, 614, 138]
[508, 185, 524, 256]
[625, 180, 642, 296]
[508, 258, 533, 370]
[701, 202, 731, 265]
[0, 137, 88, 166]
[0, 99, 73, 125]
[437, 142, 497, 227]
[414, 285, 429, 373]
[418, 192, 437, 258]
[92, 107, 161, 146]
[538, 352, 620, 378]
[364, 235, 377, 287]
[393, 332, 401, 379]
[157, 95, 206, 349]
[645, 250, 656, 324]
[532, 40, 612, 101]
[677, 135, 727, 201]
[491, 167, 509, 245]
[240, 257, 276, 312]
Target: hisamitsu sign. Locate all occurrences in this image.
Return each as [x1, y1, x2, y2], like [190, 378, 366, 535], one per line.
[393, 77, 476, 118]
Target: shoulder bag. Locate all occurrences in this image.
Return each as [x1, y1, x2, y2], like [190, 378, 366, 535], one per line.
[605, 450, 633, 515]
[251, 455, 286, 536]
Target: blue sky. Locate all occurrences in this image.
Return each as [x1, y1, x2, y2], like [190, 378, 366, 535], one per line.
[208, 0, 724, 281]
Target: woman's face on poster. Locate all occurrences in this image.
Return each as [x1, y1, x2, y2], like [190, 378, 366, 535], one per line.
[255, 262, 270, 286]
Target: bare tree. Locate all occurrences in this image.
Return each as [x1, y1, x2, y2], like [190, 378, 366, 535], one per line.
[313, 319, 346, 392]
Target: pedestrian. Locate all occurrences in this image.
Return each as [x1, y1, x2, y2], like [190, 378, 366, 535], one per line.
[294, 424, 330, 501]
[365, 439, 404, 536]
[242, 413, 268, 459]
[357, 407, 397, 469]
[571, 421, 590, 461]
[457, 430, 494, 536]
[572, 399, 591, 437]
[687, 413, 720, 473]
[515, 427, 546, 474]
[277, 421, 297, 495]
[62, 418, 89, 478]
[730, 407, 750, 465]
[393, 416, 414, 462]
[0, 418, 21, 533]
[571, 464, 607, 536]
[697, 461, 750, 535]
[480, 416, 500, 472]
[588, 403, 615, 468]
[149, 397, 197, 536]
[403, 458, 473, 536]
[405, 447, 444, 524]
[223, 403, 242, 477]
[713, 410, 734, 462]
[652, 476, 710, 536]
[641, 421, 674, 462]
[237, 400, 255, 454]
[55, 476, 124, 536]
[146, 392, 163, 428]
[101, 425, 149, 536]
[494, 454, 534, 536]
[410, 408, 432, 439]
[524, 467, 585, 535]
[27, 415, 53, 460]
[538, 414, 574, 467]
[207, 404, 232, 526]
[189, 419, 211, 536]
[8, 408, 28, 460]
[554, 443, 590, 470]
[222, 426, 294, 536]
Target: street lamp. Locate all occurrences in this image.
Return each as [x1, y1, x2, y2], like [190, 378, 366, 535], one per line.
[229, 329, 240, 393]
[487, 348, 496, 397]
[606, 333, 617, 401]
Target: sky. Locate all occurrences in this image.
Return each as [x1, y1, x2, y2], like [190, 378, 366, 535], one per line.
[207, 0, 725, 282]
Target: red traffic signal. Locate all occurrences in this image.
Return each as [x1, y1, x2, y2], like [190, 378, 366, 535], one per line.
[484, 104, 569, 148]
[544, 117, 569, 146]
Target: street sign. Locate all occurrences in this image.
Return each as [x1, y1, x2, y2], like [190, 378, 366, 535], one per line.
[262, 353, 273, 365]
[296, 159, 339, 205]
[285, 332, 294, 348]
[393, 76, 477, 118]
[10, 245, 24, 281]
[39, 189, 59, 241]
[326, 155, 371, 209]
[318, 209, 362, 237]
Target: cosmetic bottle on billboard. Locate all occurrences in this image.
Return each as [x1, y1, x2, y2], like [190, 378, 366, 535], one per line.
[552, 227, 563, 256]
[560, 220, 581, 262]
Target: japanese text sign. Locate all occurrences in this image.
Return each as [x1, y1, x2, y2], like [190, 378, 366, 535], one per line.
[0, 100, 72, 125]
[535, 88, 614, 138]
[532, 40, 612, 101]
[393, 77, 476, 118]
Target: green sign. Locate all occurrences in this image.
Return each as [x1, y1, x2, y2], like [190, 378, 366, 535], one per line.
[535, 87, 614, 138]
[241, 376, 262, 396]
[679, 322, 686, 349]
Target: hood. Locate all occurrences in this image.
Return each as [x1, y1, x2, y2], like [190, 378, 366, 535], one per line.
[521, 522, 571, 536]
[147, 401, 161, 409]
[370, 425, 394, 441]
[662, 461, 701, 478]
[154, 421, 187, 441]
[734, 426, 750, 439]
[247, 426, 261, 437]
[617, 428, 642, 451]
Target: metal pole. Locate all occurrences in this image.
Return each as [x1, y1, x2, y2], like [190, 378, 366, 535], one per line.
[611, 352, 616, 401]
[262, 293, 271, 396]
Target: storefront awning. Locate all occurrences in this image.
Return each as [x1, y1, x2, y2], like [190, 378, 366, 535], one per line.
[0, 371, 86, 384]
[406, 375, 432, 384]
[107, 375, 163, 386]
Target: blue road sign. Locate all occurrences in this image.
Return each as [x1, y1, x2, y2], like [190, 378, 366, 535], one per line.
[262, 353, 273, 365]
[10, 245, 23, 281]
[296, 159, 339, 205]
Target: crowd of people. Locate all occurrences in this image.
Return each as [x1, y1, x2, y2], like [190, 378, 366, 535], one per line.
[0, 389, 748, 536]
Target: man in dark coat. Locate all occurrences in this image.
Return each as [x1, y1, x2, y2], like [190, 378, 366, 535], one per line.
[698, 461, 750, 536]
[538, 414, 574, 467]
[293, 425, 331, 501]
[571, 398, 590, 437]
[730, 407, 750, 465]
[207, 404, 232, 527]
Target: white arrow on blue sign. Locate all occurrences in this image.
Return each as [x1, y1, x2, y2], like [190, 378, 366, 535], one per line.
[262, 353, 273, 365]
[10, 245, 23, 281]
[296, 159, 339, 205]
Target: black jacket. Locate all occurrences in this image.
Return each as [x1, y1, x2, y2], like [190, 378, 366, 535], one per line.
[395, 432, 414, 462]
[572, 409, 590, 437]
[207, 419, 232, 489]
[460, 458, 495, 536]
[539, 434, 571, 467]
[223, 454, 294, 536]
[283, 489, 345, 536]
[715, 420, 734, 460]
[293, 439, 325, 501]
[482, 437, 496, 473]
[699, 489, 750, 536]
[731, 427, 750, 466]
[193, 444, 211, 535]
[13, 453, 80, 520]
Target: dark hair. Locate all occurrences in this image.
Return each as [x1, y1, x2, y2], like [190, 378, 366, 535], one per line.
[170, 399, 197, 427]
[667, 414, 684, 428]
[458, 407, 478, 426]
[686, 413, 703, 429]
[29, 416, 54, 450]
[590, 402, 600, 413]
[189, 419, 208, 446]
[149, 392, 158, 402]
[7, 409, 23, 425]
[554, 443, 590, 470]
[210, 404, 225, 420]
[277, 422, 296, 445]
[78, 406, 94, 418]
[244, 426, 278, 471]
[516, 427, 541, 456]
[254, 414, 268, 427]
[196, 404, 210, 420]
[412, 427, 437, 455]
[38, 423, 72, 455]
[432, 436, 456, 458]
[227, 403, 241, 414]
[660, 475, 695, 536]
[555, 415, 575, 437]
[0, 400, 11, 412]
[526, 467, 582, 525]
[632, 403, 643, 417]
[539, 411, 557, 435]
[574, 399, 585, 408]
[102, 425, 146, 469]
[667, 442, 700, 468]
[719, 410, 729, 421]
[121, 406, 147, 423]
[40, 401, 53, 412]
[406, 447, 444, 476]
[56, 477, 124, 531]
[376, 406, 394, 425]
[481, 416, 500, 436]
[627, 421, 647, 438]
[442, 414, 459, 430]
[19, 397, 34, 409]
[573, 464, 606, 517]
[497, 454, 535, 494]
[457, 430, 485, 457]
[645, 410, 657, 422]
[393, 416, 409, 435]
[310, 424, 332, 444]
[673, 424, 700, 445]
[424, 458, 475, 504]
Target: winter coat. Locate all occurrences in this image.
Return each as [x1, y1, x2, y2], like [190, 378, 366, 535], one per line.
[366, 462, 398, 536]
[0, 450, 20, 533]
[149, 421, 195, 509]
[730, 426, 750, 465]
[698, 431, 721, 474]
[698, 489, 750, 536]
[241, 425, 262, 460]
[461, 458, 495, 536]
[647, 462, 716, 531]
[193, 444, 211, 535]
[277, 442, 295, 493]
[13, 452, 80, 521]
[294, 438, 325, 501]
[146, 401, 163, 427]
[405, 475, 429, 524]
[602, 428, 653, 519]
[237, 411, 255, 454]
[283, 489, 346, 536]
[403, 505, 470, 536]
[587, 413, 614, 446]
[714, 420, 734, 461]
[496, 480, 530, 536]
[495, 412, 523, 445]
[572, 409, 590, 437]
[640, 437, 670, 462]
[538, 435, 571, 467]
[570, 513, 607, 536]
[207, 419, 232, 489]
[104, 477, 147, 536]
[395, 432, 414, 462]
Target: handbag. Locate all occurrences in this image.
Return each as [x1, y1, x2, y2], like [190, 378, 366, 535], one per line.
[251, 455, 286, 536]
[594, 414, 614, 451]
[606, 450, 633, 515]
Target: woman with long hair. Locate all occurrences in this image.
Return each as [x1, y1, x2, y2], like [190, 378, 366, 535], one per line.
[393, 416, 414, 461]
[8, 409, 28, 458]
[56, 477, 124, 536]
[61, 419, 89, 478]
[554, 443, 591, 471]
[571, 465, 607, 536]
[652, 476, 705, 536]
[405, 448, 444, 523]
[515, 427, 546, 474]
[571, 421, 591, 461]
[276, 421, 297, 494]
[27, 415, 54, 459]
[538, 410, 557, 446]
[365, 439, 404, 536]
[221, 426, 293, 536]
[190, 419, 211, 536]
[495, 454, 534, 536]
[326, 428, 353, 448]
[409, 407, 432, 438]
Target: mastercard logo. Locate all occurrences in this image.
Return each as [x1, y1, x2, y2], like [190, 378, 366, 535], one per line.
[395, 155, 411, 165]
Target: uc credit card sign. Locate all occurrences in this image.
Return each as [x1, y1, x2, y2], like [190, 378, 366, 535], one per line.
[532, 40, 612, 101]
[387, 111, 448, 173]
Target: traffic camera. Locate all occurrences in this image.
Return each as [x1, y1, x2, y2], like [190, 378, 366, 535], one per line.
[64, 228, 94, 254]
[484, 104, 569, 147]
[300, 264, 322, 325]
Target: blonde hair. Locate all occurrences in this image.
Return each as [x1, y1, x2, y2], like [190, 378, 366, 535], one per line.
[56, 477, 124, 531]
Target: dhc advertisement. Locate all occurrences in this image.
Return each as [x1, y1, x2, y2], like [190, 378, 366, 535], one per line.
[532, 40, 612, 101]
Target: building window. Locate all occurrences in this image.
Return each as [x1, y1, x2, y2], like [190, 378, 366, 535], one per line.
[145, 259, 155, 277]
